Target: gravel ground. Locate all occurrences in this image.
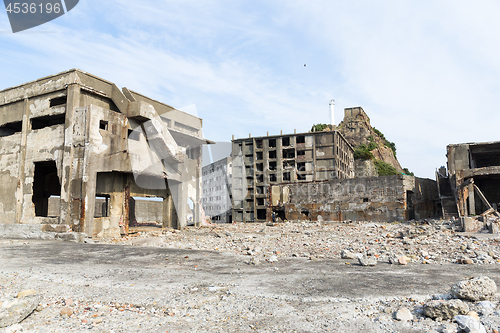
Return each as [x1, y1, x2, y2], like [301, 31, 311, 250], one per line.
[0, 219, 499, 332]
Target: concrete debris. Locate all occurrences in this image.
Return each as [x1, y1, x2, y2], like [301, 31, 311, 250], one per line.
[454, 315, 487, 333]
[451, 276, 498, 301]
[394, 307, 413, 321]
[16, 290, 37, 299]
[423, 299, 470, 320]
[340, 249, 360, 260]
[101, 220, 500, 267]
[358, 254, 377, 266]
[0, 293, 42, 328]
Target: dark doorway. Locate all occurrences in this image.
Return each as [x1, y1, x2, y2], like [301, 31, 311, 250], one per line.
[32, 161, 61, 217]
[407, 191, 415, 220]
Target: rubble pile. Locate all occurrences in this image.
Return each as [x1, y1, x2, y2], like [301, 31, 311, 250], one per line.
[104, 219, 500, 266]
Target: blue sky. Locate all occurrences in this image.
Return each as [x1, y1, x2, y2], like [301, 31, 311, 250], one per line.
[2, 1, 500, 179]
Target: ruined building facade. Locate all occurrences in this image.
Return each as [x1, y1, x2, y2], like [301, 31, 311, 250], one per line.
[443, 142, 500, 220]
[231, 131, 355, 222]
[0, 69, 209, 238]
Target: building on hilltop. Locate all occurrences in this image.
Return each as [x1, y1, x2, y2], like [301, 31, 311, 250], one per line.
[338, 106, 403, 175]
[0, 69, 211, 238]
[201, 157, 233, 223]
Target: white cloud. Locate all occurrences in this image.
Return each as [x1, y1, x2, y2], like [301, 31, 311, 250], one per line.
[2, 1, 500, 178]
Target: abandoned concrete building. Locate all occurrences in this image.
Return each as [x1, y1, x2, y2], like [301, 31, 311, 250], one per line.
[231, 130, 355, 222]
[201, 157, 233, 223]
[231, 106, 440, 223]
[439, 141, 500, 232]
[0, 69, 211, 238]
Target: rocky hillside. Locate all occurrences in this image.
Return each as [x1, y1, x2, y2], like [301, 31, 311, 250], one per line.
[335, 107, 406, 175]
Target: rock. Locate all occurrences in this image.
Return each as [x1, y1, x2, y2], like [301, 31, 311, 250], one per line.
[358, 254, 377, 266]
[0, 294, 42, 328]
[458, 258, 473, 265]
[467, 311, 479, 321]
[451, 276, 497, 301]
[16, 290, 37, 298]
[454, 315, 487, 333]
[60, 306, 73, 316]
[389, 254, 410, 265]
[96, 305, 109, 312]
[477, 301, 495, 315]
[65, 298, 73, 306]
[268, 255, 278, 263]
[423, 299, 469, 320]
[341, 249, 359, 260]
[398, 256, 409, 265]
[395, 307, 413, 321]
[248, 257, 260, 266]
[440, 323, 459, 333]
[476, 254, 492, 262]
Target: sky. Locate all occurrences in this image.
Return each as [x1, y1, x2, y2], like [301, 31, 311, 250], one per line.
[1, 1, 500, 179]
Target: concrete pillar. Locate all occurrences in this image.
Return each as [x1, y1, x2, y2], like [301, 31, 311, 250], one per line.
[60, 84, 81, 228]
[82, 171, 97, 236]
[108, 190, 124, 238]
[162, 194, 173, 228]
[15, 98, 30, 223]
[170, 181, 186, 229]
[468, 183, 475, 216]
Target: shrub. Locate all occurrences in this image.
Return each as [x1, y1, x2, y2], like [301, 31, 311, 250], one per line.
[311, 124, 329, 132]
[354, 144, 374, 160]
[374, 159, 398, 176]
[403, 168, 414, 176]
[367, 141, 378, 151]
[372, 127, 396, 158]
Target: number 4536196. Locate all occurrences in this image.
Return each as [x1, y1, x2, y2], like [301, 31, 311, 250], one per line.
[6, 3, 61, 14]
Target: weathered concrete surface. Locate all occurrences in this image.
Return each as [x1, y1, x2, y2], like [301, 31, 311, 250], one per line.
[1, 239, 499, 300]
[0, 224, 55, 240]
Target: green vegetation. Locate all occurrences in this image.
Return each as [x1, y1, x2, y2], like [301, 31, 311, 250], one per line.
[353, 142, 378, 160]
[372, 127, 397, 158]
[353, 144, 374, 160]
[373, 159, 398, 176]
[402, 168, 414, 176]
[367, 141, 377, 151]
[310, 124, 329, 132]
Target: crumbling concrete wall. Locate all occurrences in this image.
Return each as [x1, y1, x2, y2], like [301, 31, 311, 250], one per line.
[354, 159, 378, 178]
[270, 175, 439, 222]
[130, 199, 164, 223]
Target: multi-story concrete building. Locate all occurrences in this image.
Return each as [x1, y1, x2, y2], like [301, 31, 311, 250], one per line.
[0, 69, 210, 238]
[231, 130, 354, 222]
[201, 157, 232, 223]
